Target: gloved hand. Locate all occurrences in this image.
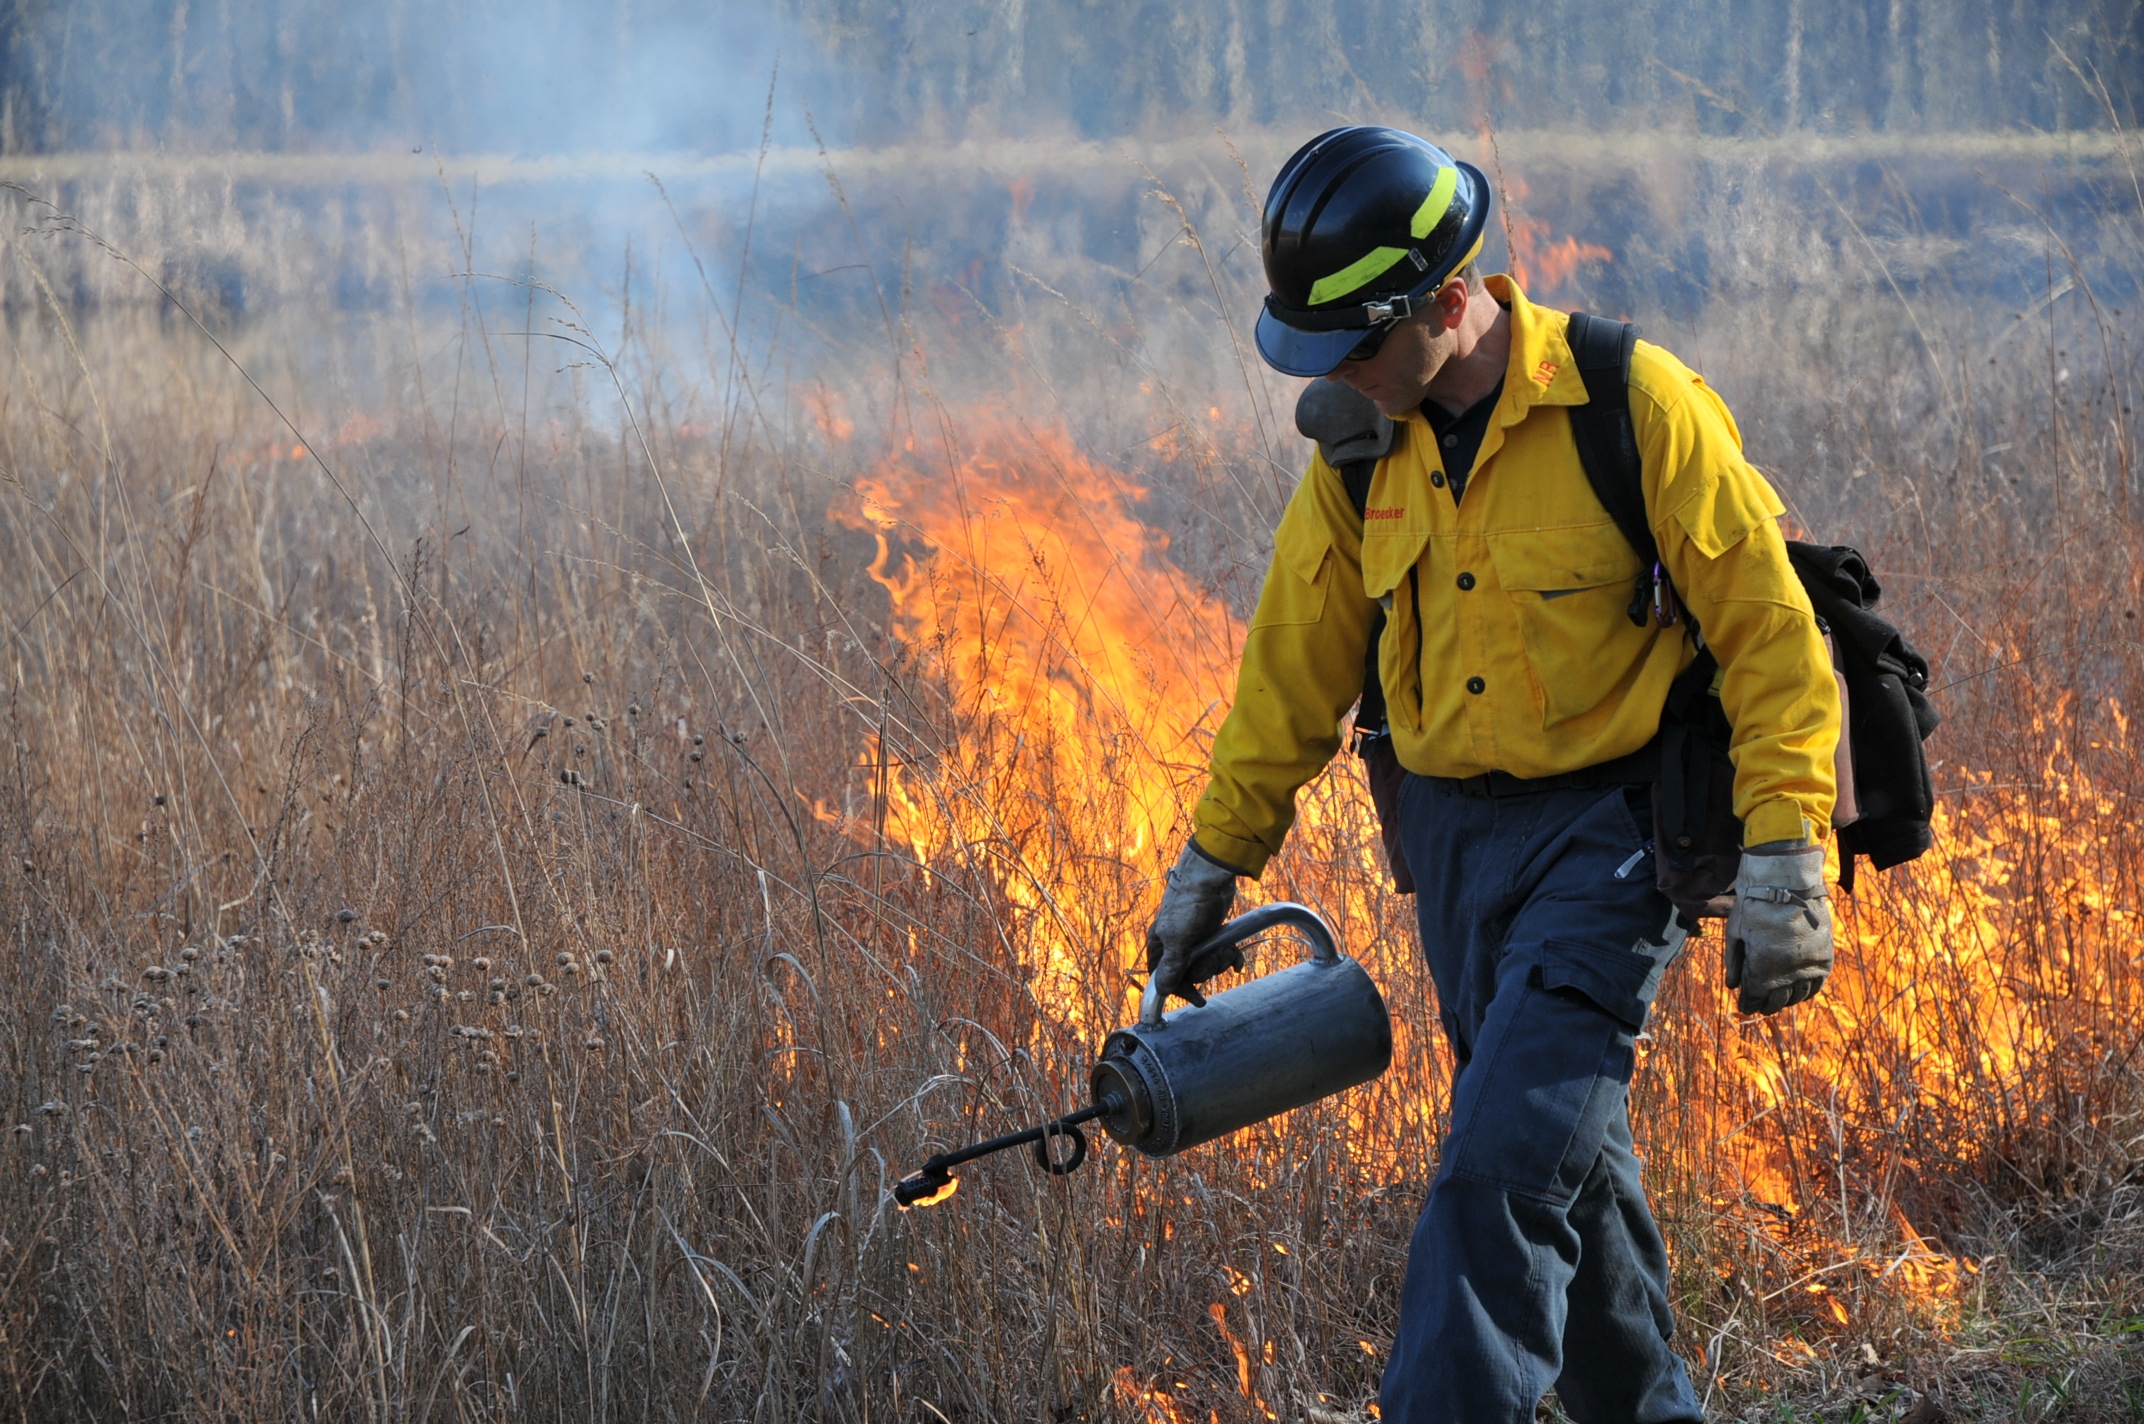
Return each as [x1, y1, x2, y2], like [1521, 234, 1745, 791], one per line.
[1140, 841, 1241, 1024]
[1723, 841, 1834, 1015]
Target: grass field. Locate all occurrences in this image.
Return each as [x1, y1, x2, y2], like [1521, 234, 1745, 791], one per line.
[0, 134, 2139, 1421]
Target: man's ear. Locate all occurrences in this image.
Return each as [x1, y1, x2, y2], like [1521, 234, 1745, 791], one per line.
[1429, 279, 1468, 332]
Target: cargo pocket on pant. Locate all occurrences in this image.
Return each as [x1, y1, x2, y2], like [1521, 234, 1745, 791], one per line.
[1442, 970, 1637, 1205]
[1537, 937, 1675, 1033]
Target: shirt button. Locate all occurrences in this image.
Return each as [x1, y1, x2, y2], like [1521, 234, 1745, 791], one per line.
[1430, 471, 1446, 488]
[1466, 676, 1486, 695]
[1456, 572, 1476, 591]
[1442, 433, 1458, 447]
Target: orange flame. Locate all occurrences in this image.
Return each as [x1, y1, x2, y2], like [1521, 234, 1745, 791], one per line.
[1494, 172, 1612, 296]
[840, 418, 1255, 1033]
[1113, 1367, 1192, 1424]
[902, 1176, 959, 1209]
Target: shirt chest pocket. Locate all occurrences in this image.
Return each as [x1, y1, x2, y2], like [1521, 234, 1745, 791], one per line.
[1359, 523, 1431, 729]
[1486, 523, 1645, 730]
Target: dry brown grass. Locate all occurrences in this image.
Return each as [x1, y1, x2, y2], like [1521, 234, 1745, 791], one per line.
[0, 141, 2138, 1423]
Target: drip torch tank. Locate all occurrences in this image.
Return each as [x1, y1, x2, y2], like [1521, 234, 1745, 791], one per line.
[1090, 902, 1392, 1156]
[895, 903, 1392, 1206]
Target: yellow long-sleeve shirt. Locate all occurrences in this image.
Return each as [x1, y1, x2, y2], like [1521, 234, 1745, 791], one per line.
[1194, 276, 1838, 876]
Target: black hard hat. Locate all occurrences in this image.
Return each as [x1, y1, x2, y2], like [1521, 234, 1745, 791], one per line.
[1255, 127, 1491, 377]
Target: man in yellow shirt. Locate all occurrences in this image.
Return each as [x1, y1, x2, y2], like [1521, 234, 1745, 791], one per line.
[1144, 128, 1840, 1423]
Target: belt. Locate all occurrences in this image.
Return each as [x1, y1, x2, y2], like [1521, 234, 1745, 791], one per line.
[1420, 741, 1662, 799]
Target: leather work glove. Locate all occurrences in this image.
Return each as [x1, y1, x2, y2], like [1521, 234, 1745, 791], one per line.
[1723, 841, 1834, 1015]
[1140, 841, 1242, 1024]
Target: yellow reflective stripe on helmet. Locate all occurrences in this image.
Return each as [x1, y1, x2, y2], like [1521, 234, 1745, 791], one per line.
[1409, 165, 1458, 239]
[1304, 165, 1462, 308]
[1307, 245, 1411, 306]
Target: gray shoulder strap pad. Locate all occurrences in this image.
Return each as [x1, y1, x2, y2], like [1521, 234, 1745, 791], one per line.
[1294, 380, 1394, 468]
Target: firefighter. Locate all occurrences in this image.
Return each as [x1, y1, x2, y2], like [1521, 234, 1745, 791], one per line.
[1143, 127, 1840, 1423]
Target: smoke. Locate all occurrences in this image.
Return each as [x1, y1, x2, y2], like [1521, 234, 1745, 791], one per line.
[1, 0, 842, 155]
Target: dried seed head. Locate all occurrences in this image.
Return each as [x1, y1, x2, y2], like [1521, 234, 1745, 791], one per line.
[375, 978, 391, 992]
[560, 961, 579, 977]
[582, 672, 594, 684]
[555, 953, 572, 967]
[391, 1009, 410, 1023]
[142, 966, 171, 982]
[472, 957, 491, 971]
[628, 703, 640, 717]
[29, 1163, 44, 1177]
[336, 908, 358, 924]
[594, 949, 613, 965]
[537, 982, 557, 997]
[178, 946, 200, 962]
[147, 1050, 163, 1064]
[584, 1036, 605, 1052]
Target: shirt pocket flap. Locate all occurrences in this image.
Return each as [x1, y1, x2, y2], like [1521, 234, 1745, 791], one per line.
[1536, 938, 1668, 1031]
[1359, 525, 1429, 601]
[1487, 522, 1640, 593]
[1669, 467, 1787, 559]
[1274, 516, 1332, 588]
[1250, 518, 1334, 629]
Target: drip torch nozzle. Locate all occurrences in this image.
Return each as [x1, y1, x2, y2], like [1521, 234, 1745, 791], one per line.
[893, 1098, 1120, 1208]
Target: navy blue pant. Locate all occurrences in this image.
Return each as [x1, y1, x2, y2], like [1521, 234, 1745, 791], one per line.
[1379, 776, 1704, 1424]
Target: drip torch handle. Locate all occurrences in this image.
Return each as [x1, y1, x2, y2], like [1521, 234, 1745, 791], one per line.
[1139, 902, 1338, 1025]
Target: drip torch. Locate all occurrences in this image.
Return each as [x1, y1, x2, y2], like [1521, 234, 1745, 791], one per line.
[894, 902, 1392, 1207]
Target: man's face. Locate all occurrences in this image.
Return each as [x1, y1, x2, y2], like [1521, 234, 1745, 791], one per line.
[1326, 284, 1466, 416]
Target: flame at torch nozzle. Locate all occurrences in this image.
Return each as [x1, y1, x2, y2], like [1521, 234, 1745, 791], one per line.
[901, 1174, 960, 1209]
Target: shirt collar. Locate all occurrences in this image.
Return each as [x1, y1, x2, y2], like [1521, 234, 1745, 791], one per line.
[1489, 273, 1590, 415]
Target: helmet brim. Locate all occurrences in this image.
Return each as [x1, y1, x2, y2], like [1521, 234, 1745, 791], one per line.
[1254, 306, 1371, 378]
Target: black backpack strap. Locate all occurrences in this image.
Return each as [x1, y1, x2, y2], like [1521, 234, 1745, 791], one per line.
[1295, 380, 1395, 521]
[1294, 380, 1395, 745]
[1563, 313, 1654, 567]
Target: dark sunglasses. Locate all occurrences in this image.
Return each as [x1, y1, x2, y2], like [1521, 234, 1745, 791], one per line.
[1341, 320, 1400, 365]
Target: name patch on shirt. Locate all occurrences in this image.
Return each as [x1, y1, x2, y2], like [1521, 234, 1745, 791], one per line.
[1364, 506, 1406, 521]
[1533, 360, 1561, 385]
